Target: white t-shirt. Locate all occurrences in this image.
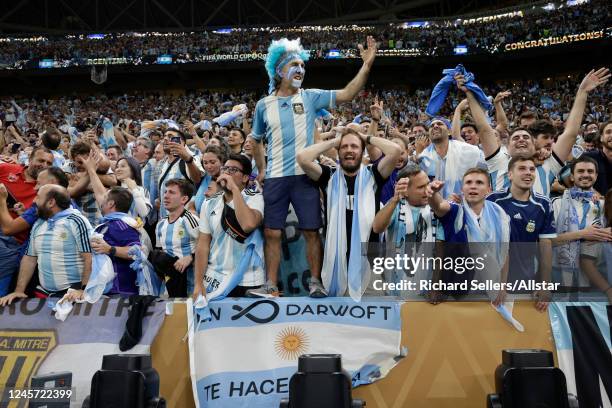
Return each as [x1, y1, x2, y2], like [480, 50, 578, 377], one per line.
[199, 190, 265, 288]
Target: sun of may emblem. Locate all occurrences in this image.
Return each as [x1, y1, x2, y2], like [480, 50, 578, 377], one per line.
[274, 327, 309, 360]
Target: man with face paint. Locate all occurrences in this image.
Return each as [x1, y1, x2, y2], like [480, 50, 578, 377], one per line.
[248, 37, 378, 298]
[464, 68, 610, 196]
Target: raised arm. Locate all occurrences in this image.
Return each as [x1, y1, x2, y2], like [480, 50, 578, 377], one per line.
[0, 184, 31, 235]
[494, 91, 511, 134]
[553, 68, 610, 162]
[297, 137, 339, 181]
[366, 99, 384, 162]
[113, 128, 128, 150]
[451, 99, 469, 142]
[185, 120, 207, 153]
[427, 180, 450, 218]
[463, 85, 498, 157]
[372, 178, 408, 233]
[217, 174, 263, 233]
[82, 150, 109, 207]
[335, 37, 377, 104]
[368, 131, 401, 179]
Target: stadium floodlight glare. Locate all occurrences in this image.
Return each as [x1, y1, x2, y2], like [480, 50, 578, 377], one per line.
[279, 354, 365, 408]
[87, 34, 106, 39]
[486, 349, 578, 408]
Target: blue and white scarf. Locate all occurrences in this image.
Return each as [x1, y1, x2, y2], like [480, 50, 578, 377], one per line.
[84, 229, 115, 303]
[455, 199, 510, 299]
[385, 202, 436, 297]
[419, 140, 485, 198]
[553, 188, 602, 286]
[322, 165, 377, 301]
[193, 174, 213, 215]
[129, 245, 164, 296]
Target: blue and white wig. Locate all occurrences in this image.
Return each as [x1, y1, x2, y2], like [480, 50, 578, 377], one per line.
[265, 38, 310, 94]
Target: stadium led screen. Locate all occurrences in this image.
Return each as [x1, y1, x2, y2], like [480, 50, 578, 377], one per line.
[157, 55, 173, 64]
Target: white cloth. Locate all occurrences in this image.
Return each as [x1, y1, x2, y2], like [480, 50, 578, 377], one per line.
[322, 165, 376, 301]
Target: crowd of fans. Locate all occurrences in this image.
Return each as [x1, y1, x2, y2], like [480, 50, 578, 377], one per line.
[0, 0, 609, 68]
[1, 75, 609, 139]
[0, 33, 609, 313]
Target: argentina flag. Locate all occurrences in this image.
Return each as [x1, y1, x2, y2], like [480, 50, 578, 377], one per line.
[188, 297, 403, 408]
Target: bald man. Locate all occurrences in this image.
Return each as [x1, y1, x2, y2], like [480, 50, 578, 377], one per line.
[0, 185, 92, 305]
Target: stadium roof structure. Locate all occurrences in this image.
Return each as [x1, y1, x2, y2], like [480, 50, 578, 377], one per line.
[0, 0, 528, 33]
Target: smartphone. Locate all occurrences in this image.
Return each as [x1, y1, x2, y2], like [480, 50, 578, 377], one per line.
[170, 136, 182, 157]
[11, 143, 21, 154]
[5, 188, 17, 209]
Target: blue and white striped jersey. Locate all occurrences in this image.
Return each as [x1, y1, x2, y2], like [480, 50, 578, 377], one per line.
[158, 156, 203, 218]
[141, 159, 156, 201]
[75, 192, 102, 227]
[486, 148, 563, 197]
[252, 88, 335, 179]
[27, 210, 93, 292]
[155, 209, 199, 258]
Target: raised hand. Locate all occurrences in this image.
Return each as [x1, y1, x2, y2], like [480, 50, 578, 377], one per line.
[427, 180, 445, 196]
[454, 74, 468, 92]
[370, 98, 384, 122]
[358, 36, 377, 68]
[578, 68, 610, 93]
[494, 91, 512, 104]
[393, 177, 410, 201]
[415, 134, 430, 155]
[457, 99, 469, 112]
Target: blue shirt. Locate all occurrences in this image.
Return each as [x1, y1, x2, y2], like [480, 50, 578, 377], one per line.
[95, 219, 141, 296]
[252, 89, 336, 179]
[487, 189, 557, 282]
[438, 202, 469, 243]
[21, 205, 38, 226]
[487, 189, 557, 242]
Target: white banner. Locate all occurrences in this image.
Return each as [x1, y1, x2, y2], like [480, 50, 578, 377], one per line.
[188, 297, 403, 408]
[0, 298, 166, 407]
